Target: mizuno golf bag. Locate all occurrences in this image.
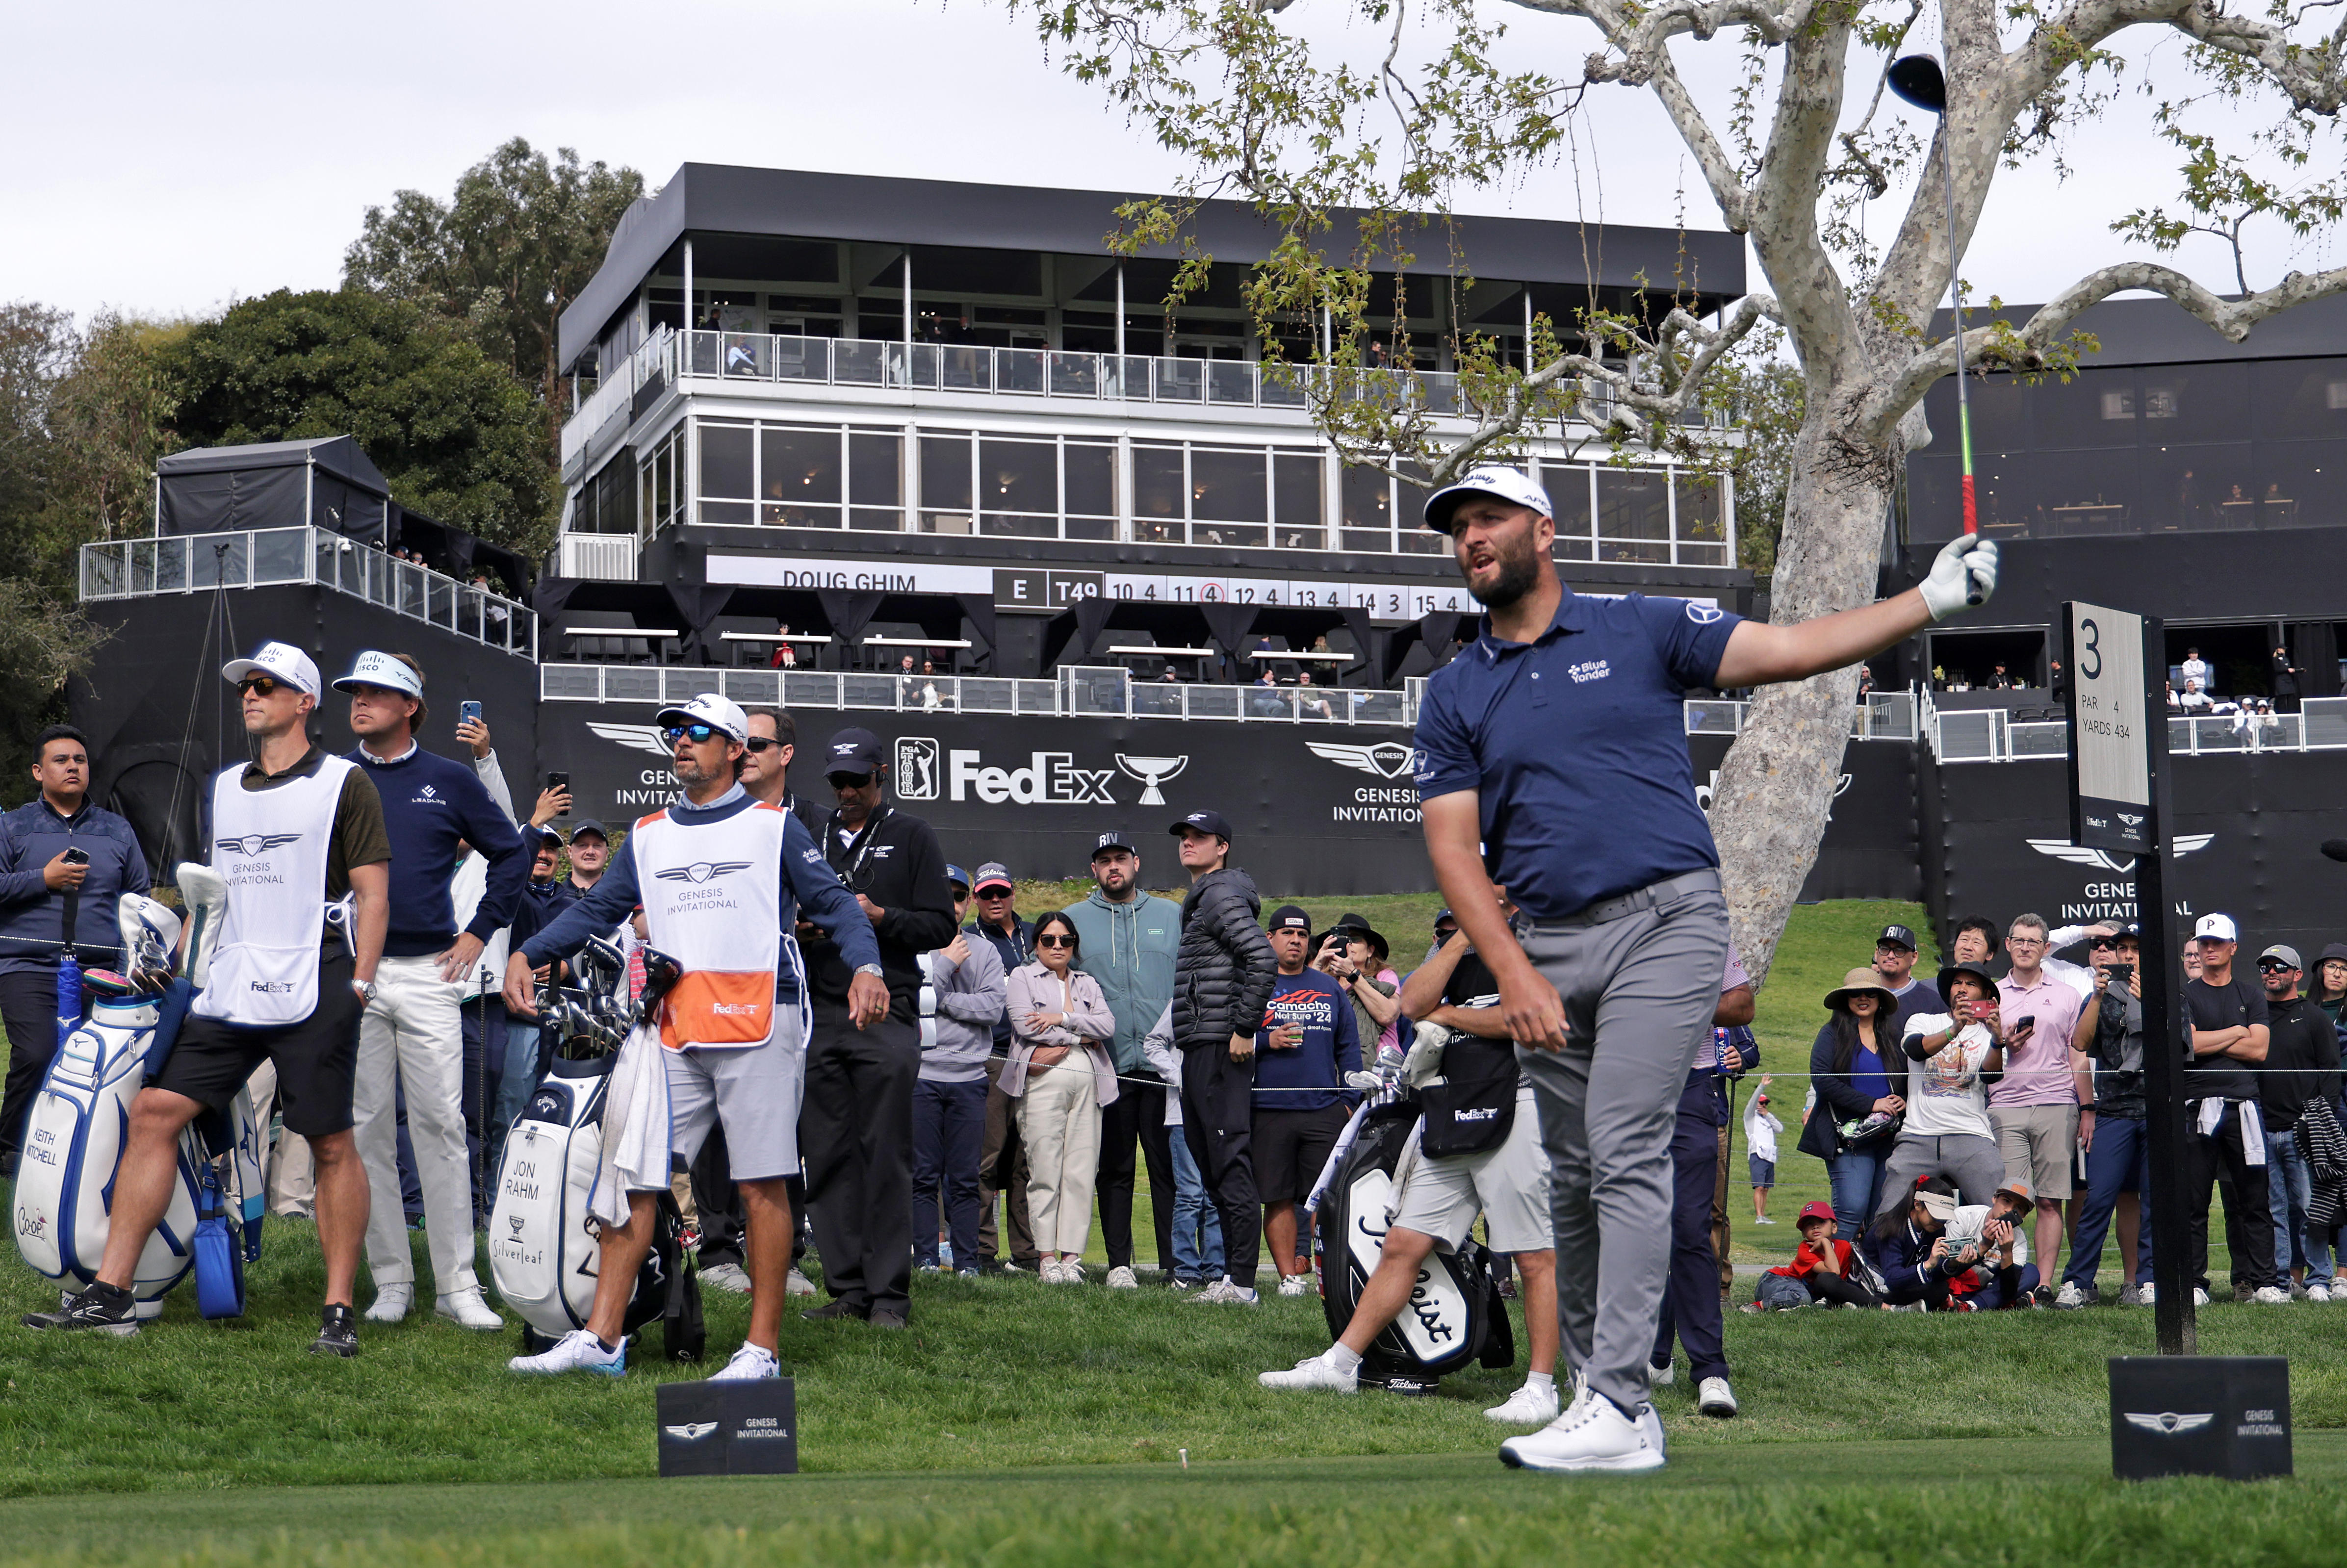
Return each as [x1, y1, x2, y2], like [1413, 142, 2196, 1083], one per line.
[490, 942, 701, 1360]
[1317, 1098, 1515, 1389]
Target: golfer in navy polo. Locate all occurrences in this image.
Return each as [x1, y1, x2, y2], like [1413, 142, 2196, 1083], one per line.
[1413, 466, 1998, 1473]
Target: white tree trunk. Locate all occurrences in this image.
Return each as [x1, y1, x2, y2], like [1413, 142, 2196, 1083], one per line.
[1706, 398, 1902, 984]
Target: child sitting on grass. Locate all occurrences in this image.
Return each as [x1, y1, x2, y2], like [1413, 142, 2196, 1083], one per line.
[1752, 1200, 1877, 1310]
[1944, 1181, 2039, 1311]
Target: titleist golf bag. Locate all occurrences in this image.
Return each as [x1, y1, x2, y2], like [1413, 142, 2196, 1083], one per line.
[489, 938, 702, 1360]
[1316, 1097, 1515, 1392]
[13, 872, 263, 1319]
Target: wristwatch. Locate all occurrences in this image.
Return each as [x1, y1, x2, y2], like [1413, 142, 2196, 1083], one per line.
[352, 978, 379, 1004]
[854, 963, 885, 980]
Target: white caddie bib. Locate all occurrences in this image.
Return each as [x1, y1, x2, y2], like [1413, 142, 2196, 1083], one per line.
[193, 756, 354, 1027]
[632, 801, 786, 1050]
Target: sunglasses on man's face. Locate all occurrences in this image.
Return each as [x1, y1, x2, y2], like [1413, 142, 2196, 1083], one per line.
[662, 723, 721, 745]
[2259, 960, 2298, 973]
[236, 676, 284, 697]
[744, 736, 782, 753]
[827, 771, 873, 790]
[1036, 934, 1074, 949]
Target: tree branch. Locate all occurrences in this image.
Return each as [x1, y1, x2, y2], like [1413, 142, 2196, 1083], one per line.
[1862, 260, 2347, 441]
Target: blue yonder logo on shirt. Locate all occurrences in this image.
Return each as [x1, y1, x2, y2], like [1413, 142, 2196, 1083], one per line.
[1568, 659, 1612, 684]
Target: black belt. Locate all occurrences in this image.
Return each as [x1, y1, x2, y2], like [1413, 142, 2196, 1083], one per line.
[1528, 869, 1721, 932]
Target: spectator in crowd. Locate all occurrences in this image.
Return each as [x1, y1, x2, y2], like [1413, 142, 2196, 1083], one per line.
[490, 826, 573, 1148]
[966, 862, 1039, 1274]
[1297, 672, 1336, 721]
[1141, 1002, 1225, 1288]
[1945, 1181, 2038, 1310]
[2180, 646, 2210, 687]
[1253, 906, 1361, 1293]
[1752, 1201, 1876, 1310]
[1318, 914, 1403, 1064]
[799, 727, 957, 1328]
[914, 868, 1005, 1277]
[1745, 1085, 1782, 1224]
[1001, 911, 1118, 1284]
[2258, 944, 2340, 1300]
[0, 724, 150, 1179]
[2058, 926, 2153, 1308]
[335, 652, 526, 1334]
[2165, 681, 2183, 713]
[2177, 913, 2285, 1307]
[1881, 962, 2009, 1211]
[1986, 914, 2090, 1302]
[1426, 909, 1460, 968]
[2179, 678, 2214, 713]
[2272, 646, 2300, 713]
[1168, 809, 1277, 1306]
[564, 820, 612, 897]
[1948, 916, 2000, 970]
[1063, 831, 1181, 1289]
[28, 643, 387, 1351]
[2312, 944, 2347, 1027]
[770, 624, 798, 671]
[1986, 662, 2019, 690]
[1649, 958, 1754, 1418]
[1263, 907, 1560, 1428]
[1860, 1178, 1965, 1311]
[1870, 924, 1937, 1038]
[1800, 968, 1906, 1237]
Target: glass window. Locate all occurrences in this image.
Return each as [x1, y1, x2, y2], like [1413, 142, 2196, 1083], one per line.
[1274, 453, 1325, 549]
[1906, 452, 1963, 542]
[2141, 363, 2250, 444]
[2254, 438, 2344, 527]
[2032, 367, 2139, 450]
[761, 425, 840, 526]
[921, 431, 972, 511]
[1972, 450, 2036, 539]
[700, 422, 754, 498]
[1674, 471, 1727, 563]
[1192, 448, 1267, 522]
[2253, 358, 2347, 440]
[980, 437, 1057, 522]
[1596, 468, 1669, 563]
[1065, 442, 1116, 518]
[1134, 444, 1186, 540]
[849, 430, 902, 531]
[2140, 443, 2256, 534]
[2036, 448, 2137, 536]
[1539, 461, 1594, 561]
[1341, 463, 1391, 553]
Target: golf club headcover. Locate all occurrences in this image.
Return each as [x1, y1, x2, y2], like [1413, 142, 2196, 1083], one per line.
[1402, 1019, 1450, 1089]
[116, 894, 182, 980]
[175, 863, 231, 990]
[637, 947, 684, 1014]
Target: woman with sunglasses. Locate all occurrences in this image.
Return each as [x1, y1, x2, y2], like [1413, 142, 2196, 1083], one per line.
[1000, 911, 1119, 1282]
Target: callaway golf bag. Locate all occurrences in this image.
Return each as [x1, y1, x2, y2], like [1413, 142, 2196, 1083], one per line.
[1316, 1096, 1515, 1392]
[13, 868, 264, 1319]
[490, 938, 702, 1360]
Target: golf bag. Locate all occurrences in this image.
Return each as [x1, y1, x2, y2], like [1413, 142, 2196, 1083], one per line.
[489, 942, 701, 1361]
[1317, 1098, 1515, 1389]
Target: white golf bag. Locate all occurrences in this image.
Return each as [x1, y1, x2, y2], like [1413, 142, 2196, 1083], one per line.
[488, 1053, 616, 1337]
[11, 875, 260, 1318]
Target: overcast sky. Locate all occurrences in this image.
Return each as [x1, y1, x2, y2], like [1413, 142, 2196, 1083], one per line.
[9, 0, 2333, 329]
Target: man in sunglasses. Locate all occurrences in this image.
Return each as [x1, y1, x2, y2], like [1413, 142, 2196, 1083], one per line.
[967, 861, 1040, 1273]
[503, 693, 885, 1378]
[798, 726, 958, 1327]
[330, 650, 529, 1334]
[28, 641, 390, 1355]
[2256, 944, 2340, 1301]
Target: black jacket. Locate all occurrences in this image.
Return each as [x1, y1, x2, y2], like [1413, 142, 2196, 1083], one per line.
[2261, 994, 2341, 1131]
[800, 803, 957, 1023]
[1170, 867, 1276, 1050]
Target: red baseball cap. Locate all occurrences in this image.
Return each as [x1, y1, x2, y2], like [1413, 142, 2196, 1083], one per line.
[1796, 1201, 1835, 1227]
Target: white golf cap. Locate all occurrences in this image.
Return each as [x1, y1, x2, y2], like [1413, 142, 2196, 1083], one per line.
[2193, 913, 2239, 942]
[331, 649, 424, 698]
[221, 640, 320, 697]
[654, 691, 748, 745]
[1422, 464, 1554, 533]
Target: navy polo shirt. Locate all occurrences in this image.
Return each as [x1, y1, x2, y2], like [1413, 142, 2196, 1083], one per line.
[1413, 588, 1743, 922]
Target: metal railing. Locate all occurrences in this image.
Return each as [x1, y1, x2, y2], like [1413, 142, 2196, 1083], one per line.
[1683, 692, 1920, 742]
[540, 662, 1420, 727]
[1925, 693, 2347, 763]
[78, 526, 535, 658]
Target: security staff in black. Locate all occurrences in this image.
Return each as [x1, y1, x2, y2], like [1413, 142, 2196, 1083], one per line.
[1414, 464, 2000, 1473]
[1167, 808, 1278, 1304]
[797, 727, 957, 1326]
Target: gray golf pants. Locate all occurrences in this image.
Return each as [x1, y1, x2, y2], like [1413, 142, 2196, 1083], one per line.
[1516, 871, 1728, 1416]
[1875, 1132, 2004, 1218]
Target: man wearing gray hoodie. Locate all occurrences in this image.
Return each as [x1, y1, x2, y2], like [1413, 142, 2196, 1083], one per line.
[914, 866, 1007, 1275]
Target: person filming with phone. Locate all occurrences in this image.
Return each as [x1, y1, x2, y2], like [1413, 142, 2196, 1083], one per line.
[1875, 961, 2010, 1217]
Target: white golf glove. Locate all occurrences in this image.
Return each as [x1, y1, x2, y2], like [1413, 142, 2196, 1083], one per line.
[1402, 1020, 1450, 1089]
[1918, 533, 1998, 621]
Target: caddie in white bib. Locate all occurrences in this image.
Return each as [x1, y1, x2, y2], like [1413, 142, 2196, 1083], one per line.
[193, 756, 356, 1028]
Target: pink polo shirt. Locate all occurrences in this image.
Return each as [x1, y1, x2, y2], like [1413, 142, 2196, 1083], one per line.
[1987, 970, 2086, 1107]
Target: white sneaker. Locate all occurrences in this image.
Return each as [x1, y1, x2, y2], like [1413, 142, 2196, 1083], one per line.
[1696, 1376, 1739, 1417]
[785, 1267, 817, 1297]
[1636, 1401, 1669, 1461]
[2137, 1283, 2155, 1305]
[435, 1287, 504, 1332]
[1484, 1381, 1562, 1425]
[2252, 1285, 2292, 1305]
[1498, 1390, 1667, 1473]
[1058, 1258, 1084, 1285]
[1105, 1265, 1139, 1289]
[1647, 1360, 1675, 1388]
[1278, 1273, 1311, 1297]
[508, 1328, 626, 1377]
[1260, 1353, 1357, 1392]
[708, 1341, 780, 1382]
[2053, 1281, 2089, 1311]
[1038, 1258, 1064, 1285]
[2309, 1283, 2333, 1303]
[2192, 1287, 2212, 1307]
[1752, 1216, 1776, 1225]
[364, 1284, 413, 1324]
[1188, 1279, 1257, 1305]
[701, 1262, 752, 1294]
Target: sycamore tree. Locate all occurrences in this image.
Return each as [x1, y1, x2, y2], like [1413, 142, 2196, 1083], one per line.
[1008, 0, 2346, 979]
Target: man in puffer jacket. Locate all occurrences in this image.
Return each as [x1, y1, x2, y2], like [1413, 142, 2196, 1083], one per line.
[1167, 809, 1278, 1304]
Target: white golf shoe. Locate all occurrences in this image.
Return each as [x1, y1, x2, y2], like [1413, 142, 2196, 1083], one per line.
[508, 1328, 626, 1378]
[785, 1267, 818, 1297]
[1260, 1353, 1357, 1393]
[1484, 1381, 1562, 1426]
[700, 1262, 752, 1294]
[1498, 1389, 1667, 1473]
[1278, 1274, 1312, 1297]
[1696, 1376, 1739, 1417]
[435, 1287, 504, 1332]
[709, 1342, 781, 1382]
[1105, 1265, 1139, 1289]
[363, 1284, 413, 1324]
